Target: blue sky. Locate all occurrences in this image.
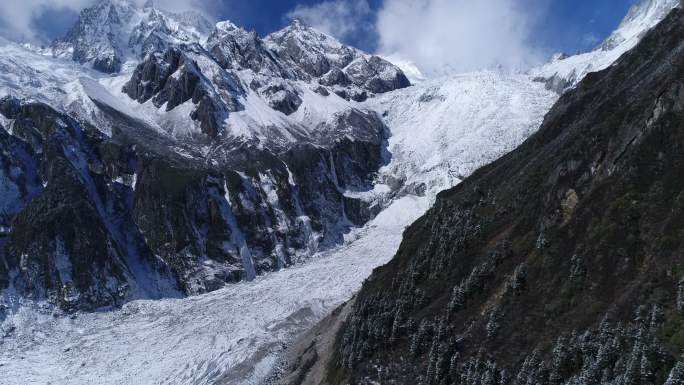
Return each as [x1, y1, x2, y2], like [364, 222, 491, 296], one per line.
[538, 0, 638, 53]
[1, 0, 640, 73]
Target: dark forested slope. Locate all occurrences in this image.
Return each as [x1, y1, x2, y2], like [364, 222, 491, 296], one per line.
[316, 7, 684, 385]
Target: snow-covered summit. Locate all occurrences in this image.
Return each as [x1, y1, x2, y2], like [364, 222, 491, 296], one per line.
[602, 0, 681, 50]
[51, 0, 212, 73]
[0, 1, 410, 150]
[530, 0, 680, 92]
[265, 19, 357, 76]
[264, 20, 411, 96]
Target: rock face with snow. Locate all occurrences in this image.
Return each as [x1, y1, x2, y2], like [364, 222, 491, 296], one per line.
[52, 0, 212, 73]
[530, 0, 680, 93]
[0, 0, 412, 311]
[120, 17, 410, 139]
[122, 44, 241, 137]
[0, 91, 389, 310]
[0, 97, 180, 311]
[264, 20, 410, 101]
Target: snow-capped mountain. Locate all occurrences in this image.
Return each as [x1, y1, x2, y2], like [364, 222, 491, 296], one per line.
[530, 0, 681, 92]
[118, 17, 409, 144]
[52, 0, 213, 73]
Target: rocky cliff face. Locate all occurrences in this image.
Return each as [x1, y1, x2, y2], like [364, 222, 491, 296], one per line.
[299, 7, 684, 385]
[118, 17, 409, 141]
[264, 20, 410, 101]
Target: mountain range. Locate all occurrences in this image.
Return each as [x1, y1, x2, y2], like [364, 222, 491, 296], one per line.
[0, 0, 411, 311]
[0, 0, 682, 384]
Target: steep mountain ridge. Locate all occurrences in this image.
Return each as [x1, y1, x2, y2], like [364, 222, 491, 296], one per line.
[117, 17, 409, 144]
[289, 6, 684, 385]
[530, 0, 680, 93]
[0, 88, 392, 310]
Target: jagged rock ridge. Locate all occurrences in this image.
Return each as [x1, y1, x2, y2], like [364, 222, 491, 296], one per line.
[0, 90, 390, 311]
[118, 17, 409, 140]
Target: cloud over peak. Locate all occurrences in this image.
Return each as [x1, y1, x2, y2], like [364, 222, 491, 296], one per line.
[376, 0, 545, 76]
[286, 0, 546, 77]
[3, 0, 547, 78]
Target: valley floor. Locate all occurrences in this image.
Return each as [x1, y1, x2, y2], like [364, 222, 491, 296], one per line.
[0, 70, 556, 385]
[0, 196, 429, 385]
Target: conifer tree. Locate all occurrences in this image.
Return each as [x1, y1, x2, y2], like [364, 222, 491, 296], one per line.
[449, 283, 467, 313]
[665, 362, 684, 385]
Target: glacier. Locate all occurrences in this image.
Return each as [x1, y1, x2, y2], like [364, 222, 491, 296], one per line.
[0, 69, 558, 385]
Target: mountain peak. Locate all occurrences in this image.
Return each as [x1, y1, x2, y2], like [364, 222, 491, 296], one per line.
[290, 19, 304, 28]
[51, 0, 212, 73]
[215, 20, 241, 31]
[274, 18, 340, 44]
[600, 0, 680, 50]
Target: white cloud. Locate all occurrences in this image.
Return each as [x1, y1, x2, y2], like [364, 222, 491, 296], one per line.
[376, 0, 546, 76]
[142, 0, 226, 18]
[0, 0, 93, 42]
[285, 0, 547, 77]
[286, 0, 374, 41]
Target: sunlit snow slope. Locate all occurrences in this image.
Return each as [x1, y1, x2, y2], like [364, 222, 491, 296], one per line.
[530, 0, 680, 90]
[367, 72, 556, 199]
